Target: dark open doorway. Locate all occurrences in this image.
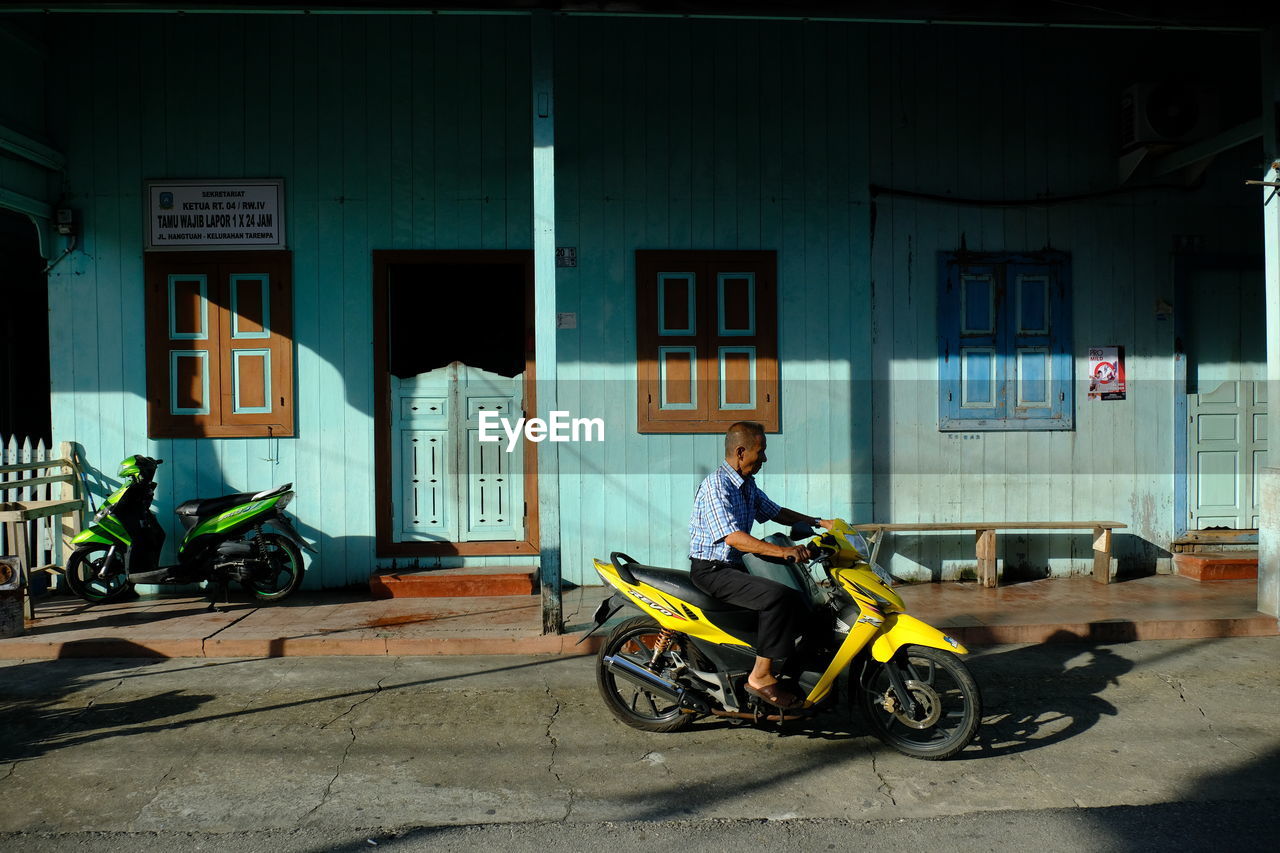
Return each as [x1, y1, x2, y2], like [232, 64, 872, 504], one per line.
[387, 263, 528, 380]
[372, 250, 538, 558]
[0, 208, 50, 445]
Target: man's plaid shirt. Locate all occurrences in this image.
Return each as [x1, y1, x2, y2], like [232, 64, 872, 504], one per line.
[688, 460, 781, 564]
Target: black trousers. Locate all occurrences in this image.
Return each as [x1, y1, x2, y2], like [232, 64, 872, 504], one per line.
[689, 558, 804, 660]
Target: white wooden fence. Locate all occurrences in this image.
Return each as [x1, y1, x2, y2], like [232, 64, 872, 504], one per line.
[0, 435, 74, 576]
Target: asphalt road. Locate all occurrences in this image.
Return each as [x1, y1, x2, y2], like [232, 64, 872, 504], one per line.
[1, 637, 1278, 850]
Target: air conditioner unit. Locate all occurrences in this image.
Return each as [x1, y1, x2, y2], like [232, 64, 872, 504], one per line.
[1120, 82, 1219, 150]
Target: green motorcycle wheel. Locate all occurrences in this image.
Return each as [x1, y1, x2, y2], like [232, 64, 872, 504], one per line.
[64, 544, 135, 604]
[242, 532, 305, 602]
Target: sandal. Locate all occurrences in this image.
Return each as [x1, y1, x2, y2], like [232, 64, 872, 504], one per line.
[744, 682, 802, 709]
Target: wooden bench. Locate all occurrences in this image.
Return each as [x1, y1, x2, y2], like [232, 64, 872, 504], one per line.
[850, 521, 1127, 587]
[0, 440, 86, 619]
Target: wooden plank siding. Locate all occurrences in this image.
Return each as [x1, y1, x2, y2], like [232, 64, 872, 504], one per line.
[0, 21, 53, 229]
[44, 14, 540, 585]
[551, 18, 871, 580]
[31, 12, 1263, 589]
[867, 25, 1263, 580]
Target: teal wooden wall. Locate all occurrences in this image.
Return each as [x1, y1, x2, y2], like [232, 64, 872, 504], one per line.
[552, 18, 872, 580]
[0, 21, 45, 138]
[40, 14, 873, 587]
[867, 25, 1263, 578]
[44, 14, 535, 587]
[0, 20, 52, 231]
[30, 13, 1265, 588]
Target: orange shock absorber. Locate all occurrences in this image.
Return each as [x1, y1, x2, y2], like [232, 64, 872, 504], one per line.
[648, 628, 678, 669]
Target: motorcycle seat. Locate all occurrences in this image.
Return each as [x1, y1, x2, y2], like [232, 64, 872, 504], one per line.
[174, 483, 292, 529]
[175, 493, 258, 528]
[627, 564, 745, 614]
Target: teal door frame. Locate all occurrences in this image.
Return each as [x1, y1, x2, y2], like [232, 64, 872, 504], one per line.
[532, 11, 561, 634]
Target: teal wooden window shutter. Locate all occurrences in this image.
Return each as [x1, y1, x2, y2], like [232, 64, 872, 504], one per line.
[938, 251, 1072, 431]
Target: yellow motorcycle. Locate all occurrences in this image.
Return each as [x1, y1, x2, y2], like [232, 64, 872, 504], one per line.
[583, 520, 981, 760]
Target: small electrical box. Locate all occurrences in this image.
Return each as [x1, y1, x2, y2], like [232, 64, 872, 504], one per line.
[55, 207, 77, 236]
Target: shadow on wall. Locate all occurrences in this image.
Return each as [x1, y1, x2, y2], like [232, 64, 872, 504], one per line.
[877, 532, 1169, 582]
[67, 441, 369, 594]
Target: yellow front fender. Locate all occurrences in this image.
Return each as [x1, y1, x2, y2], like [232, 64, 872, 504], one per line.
[871, 613, 968, 661]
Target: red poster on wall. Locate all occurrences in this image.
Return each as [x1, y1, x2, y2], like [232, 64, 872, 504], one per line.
[1088, 346, 1126, 400]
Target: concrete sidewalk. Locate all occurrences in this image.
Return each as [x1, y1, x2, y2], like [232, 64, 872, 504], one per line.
[0, 574, 1274, 659]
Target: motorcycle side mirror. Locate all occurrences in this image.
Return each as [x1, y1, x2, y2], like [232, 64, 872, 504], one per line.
[789, 522, 815, 541]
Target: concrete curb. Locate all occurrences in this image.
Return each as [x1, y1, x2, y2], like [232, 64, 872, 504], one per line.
[0, 632, 606, 659]
[3, 576, 1274, 660]
[1, 615, 1274, 659]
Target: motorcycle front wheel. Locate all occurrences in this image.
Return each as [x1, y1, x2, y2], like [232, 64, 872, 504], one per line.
[242, 532, 305, 602]
[856, 644, 981, 760]
[64, 544, 135, 604]
[596, 615, 696, 733]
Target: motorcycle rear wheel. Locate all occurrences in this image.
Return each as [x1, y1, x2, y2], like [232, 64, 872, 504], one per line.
[242, 533, 305, 602]
[856, 644, 981, 760]
[596, 615, 696, 733]
[64, 544, 135, 604]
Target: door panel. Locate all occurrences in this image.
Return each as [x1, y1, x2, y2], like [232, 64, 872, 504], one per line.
[1184, 266, 1265, 532]
[460, 364, 524, 542]
[392, 368, 456, 542]
[1188, 381, 1265, 530]
[401, 430, 452, 538]
[391, 363, 523, 544]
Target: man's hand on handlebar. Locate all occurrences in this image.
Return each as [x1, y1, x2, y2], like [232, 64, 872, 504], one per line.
[779, 544, 812, 563]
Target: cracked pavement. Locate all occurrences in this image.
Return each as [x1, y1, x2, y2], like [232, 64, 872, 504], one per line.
[0, 638, 1276, 837]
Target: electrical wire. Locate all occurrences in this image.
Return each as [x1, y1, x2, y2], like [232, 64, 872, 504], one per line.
[869, 179, 1205, 208]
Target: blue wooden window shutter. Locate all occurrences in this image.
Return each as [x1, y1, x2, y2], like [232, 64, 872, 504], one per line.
[938, 251, 1072, 431]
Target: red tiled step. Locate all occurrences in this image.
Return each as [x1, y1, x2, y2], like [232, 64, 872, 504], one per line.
[1173, 551, 1258, 582]
[370, 565, 537, 599]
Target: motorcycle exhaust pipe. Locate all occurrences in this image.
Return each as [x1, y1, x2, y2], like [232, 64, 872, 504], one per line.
[603, 655, 710, 713]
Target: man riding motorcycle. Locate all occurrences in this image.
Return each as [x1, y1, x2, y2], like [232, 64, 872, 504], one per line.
[688, 421, 834, 709]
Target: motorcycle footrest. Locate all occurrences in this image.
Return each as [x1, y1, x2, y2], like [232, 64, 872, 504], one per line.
[126, 568, 173, 584]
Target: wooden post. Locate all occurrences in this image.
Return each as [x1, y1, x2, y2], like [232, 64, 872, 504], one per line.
[532, 11, 562, 635]
[1092, 525, 1114, 584]
[976, 528, 997, 588]
[1259, 27, 1280, 618]
[15, 519, 31, 621]
[59, 442, 82, 570]
[867, 528, 884, 569]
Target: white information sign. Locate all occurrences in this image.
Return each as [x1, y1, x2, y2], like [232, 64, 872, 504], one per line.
[146, 179, 285, 251]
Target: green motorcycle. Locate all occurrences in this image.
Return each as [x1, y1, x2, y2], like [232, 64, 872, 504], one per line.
[65, 455, 312, 605]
